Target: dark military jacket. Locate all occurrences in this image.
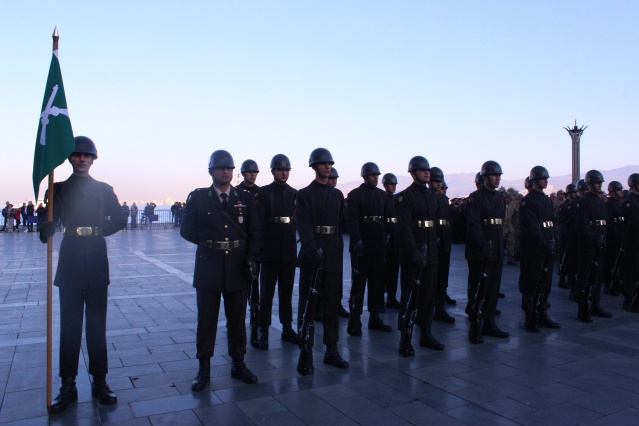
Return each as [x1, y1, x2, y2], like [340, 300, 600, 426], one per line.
[237, 182, 260, 197]
[519, 189, 554, 259]
[255, 181, 297, 263]
[434, 192, 452, 256]
[557, 199, 570, 235]
[605, 197, 625, 246]
[43, 174, 127, 289]
[346, 183, 387, 255]
[295, 180, 344, 274]
[575, 191, 607, 249]
[396, 182, 439, 266]
[181, 184, 259, 292]
[623, 192, 639, 250]
[384, 192, 398, 253]
[565, 196, 581, 247]
[465, 186, 505, 262]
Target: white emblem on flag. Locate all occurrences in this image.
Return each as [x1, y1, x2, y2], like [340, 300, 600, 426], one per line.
[39, 84, 70, 146]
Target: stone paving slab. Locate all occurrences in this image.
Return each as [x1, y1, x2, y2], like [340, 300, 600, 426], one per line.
[0, 228, 638, 424]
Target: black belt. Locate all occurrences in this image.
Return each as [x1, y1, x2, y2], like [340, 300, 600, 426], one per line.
[437, 219, 450, 226]
[64, 226, 101, 237]
[415, 220, 435, 228]
[589, 220, 607, 226]
[270, 217, 294, 224]
[386, 217, 397, 223]
[199, 239, 246, 250]
[612, 217, 625, 223]
[361, 216, 382, 223]
[541, 221, 554, 228]
[483, 218, 503, 225]
[315, 226, 338, 234]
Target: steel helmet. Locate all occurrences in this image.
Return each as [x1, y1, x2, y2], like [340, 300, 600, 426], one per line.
[441, 180, 448, 189]
[429, 167, 444, 182]
[565, 184, 577, 194]
[329, 167, 339, 179]
[208, 150, 235, 169]
[524, 177, 532, 189]
[309, 148, 334, 166]
[360, 162, 381, 177]
[585, 170, 604, 184]
[481, 160, 503, 176]
[475, 172, 484, 186]
[407, 156, 430, 172]
[241, 159, 259, 173]
[529, 165, 549, 181]
[73, 136, 98, 159]
[270, 154, 291, 170]
[628, 173, 639, 188]
[382, 173, 397, 185]
[608, 181, 623, 192]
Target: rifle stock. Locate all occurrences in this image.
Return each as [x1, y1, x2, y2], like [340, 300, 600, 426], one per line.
[297, 265, 321, 375]
[248, 273, 259, 348]
[398, 245, 427, 357]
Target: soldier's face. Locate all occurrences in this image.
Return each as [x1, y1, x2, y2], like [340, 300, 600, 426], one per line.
[272, 169, 289, 184]
[590, 182, 602, 193]
[535, 178, 548, 190]
[412, 170, 430, 185]
[384, 183, 396, 195]
[243, 171, 258, 185]
[431, 181, 443, 191]
[314, 162, 332, 179]
[69, 153, 94, 176]
[439, 188, 448, 195]
[485, 174, 500, 189]
[328, 178, 337, 188]
[363, 174, 378, 186]
[210, 167, 233, 185]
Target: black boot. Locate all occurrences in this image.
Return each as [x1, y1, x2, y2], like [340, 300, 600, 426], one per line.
[444, 294, 457, 305]
[386, 297, 401, 309]
[419, 330, 445, 350]
[399, 341, 415, 357]
[49, 376, 77, 414]
[591, 302, 613, 318]
[323, 344, 349, 369]
[256, 326, 269, 350]
[281, 324, 299, 344]
[577, 300, 593, 323]
[434, 307, 455, 323]
[539, 311, 561, 329]
[338, 305, 350, 318]
[368, 312, 392, 332]
[469, 321, 484, 344]
[191, 358, 210, 392]
[347, 314, 362, 336]
[558, 275, 569, 289]
[231, 358, 258, 384]
[482, 317, 510, 338]
[92, 375, 117, 405]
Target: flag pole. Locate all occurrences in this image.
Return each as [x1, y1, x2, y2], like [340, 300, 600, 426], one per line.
[45, 26, 58, 414]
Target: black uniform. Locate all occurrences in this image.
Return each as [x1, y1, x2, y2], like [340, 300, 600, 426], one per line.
[556, 198, 571, 285]
[26, 203, 35, 232]
[237, 182, 260, 197]
[565, 196, 581, 293]
[255, 181, 298, 328]
[434, 192, 453, 313]
[575, 192, 608, 319]
[180, 185, 259, 359]
[465, 186, 505, 322]
[42, 174, 127, 378]
[383, 192, 400, 304]
[519, 189, 556, 326]
[622, 192, 639, 306]
[346, 183, 388, 317]
[296, 180, 345, 346]
[396, 183, 439, 335]
[604, 196, 625, 290]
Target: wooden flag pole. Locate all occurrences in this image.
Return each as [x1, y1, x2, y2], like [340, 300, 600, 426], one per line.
[46, 26, 59, 414]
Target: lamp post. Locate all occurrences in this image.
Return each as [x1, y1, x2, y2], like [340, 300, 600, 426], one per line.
[564, 121, 587, 185]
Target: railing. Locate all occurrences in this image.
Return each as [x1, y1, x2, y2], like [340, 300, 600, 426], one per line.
[127, 209, 182, 230]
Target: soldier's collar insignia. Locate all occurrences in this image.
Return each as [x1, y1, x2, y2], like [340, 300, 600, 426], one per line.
[397, 195, 403, 203]
[207, 190, 213, 198]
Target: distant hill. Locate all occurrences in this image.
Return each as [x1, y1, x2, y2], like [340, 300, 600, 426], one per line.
[336, 165, 639, 198]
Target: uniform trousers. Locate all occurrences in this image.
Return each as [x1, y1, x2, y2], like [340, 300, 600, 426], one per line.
[298, 262, 339, 346]
[350, 253, 385, 315]
[58, 286, 108, 378]
[603, 241, 622, 285]
[384, 251, 400, 301]
[519, 256, 553, 307]
[258, 262, 295, 326]
[576, 246, 604, 303]
[196, 288, 247, 359]
[398, 264, 437, 333]
[435, 254, 451, 308]
[466, 260, 502, 318]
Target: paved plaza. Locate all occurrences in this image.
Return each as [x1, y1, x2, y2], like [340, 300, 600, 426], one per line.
[0, 227, 638, 425]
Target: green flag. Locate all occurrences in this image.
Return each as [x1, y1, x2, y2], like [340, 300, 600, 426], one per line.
[32, 49, 75, 201]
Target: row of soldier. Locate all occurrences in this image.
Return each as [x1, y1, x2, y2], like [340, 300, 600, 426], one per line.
[40, 137, 639, 414]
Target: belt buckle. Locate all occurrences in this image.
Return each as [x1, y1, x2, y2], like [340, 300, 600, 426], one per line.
[76, 227, 93, 236]
[279, 217, 290, 224]
[217, 241, 230, 250]
[322, 226, 331, 234]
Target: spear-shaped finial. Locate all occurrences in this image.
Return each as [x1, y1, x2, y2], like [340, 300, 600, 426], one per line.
[52, 26, 59, 51]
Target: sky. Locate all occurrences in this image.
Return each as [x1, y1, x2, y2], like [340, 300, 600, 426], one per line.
[2, 1, 638, 204]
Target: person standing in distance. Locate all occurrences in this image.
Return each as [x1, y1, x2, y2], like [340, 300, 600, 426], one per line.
[382, 173, 401, 309]
[237, 159, 260, 197]
[39, 136, 128, 414]
[181, 150, 260, 391]
[295, 148, 349, 372]
[327, 167, 350, 318]
[254, 154, 299, 349]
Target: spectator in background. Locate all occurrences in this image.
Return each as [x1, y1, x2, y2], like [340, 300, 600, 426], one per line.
[130, 203, 138, 228]
[27, 201, 35, 232]
[2, 201, 9, 231]
[121, 202, 130, 230]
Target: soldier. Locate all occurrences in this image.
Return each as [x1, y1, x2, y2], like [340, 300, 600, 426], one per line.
[429, 167, 455, 323]
[346, 162, 392, 336]
[295, 148, 349, 371]
[575, 170, 612, 322]
[622, 173, 639, 312]
[181, 150, 260, 391]
[557, 184, 577, 288]
[466, 161, 510, 344]
[439, 180, 457, 305]
[237, 159, 260, 196]
[397, 155, 444, 355]
[382, 173, 401, 309]
[327, 167, 349, 318]
[39, 136, 128, 413]
[603, 181, 625, 295]
[254, 154, 299, 349]
[566, 180, 588, 299]
[519, 166, 561, 332]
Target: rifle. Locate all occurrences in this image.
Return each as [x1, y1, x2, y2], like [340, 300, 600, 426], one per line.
[630, 281, 639, 312]
[248, 271, 259, 348]
[469, 241, 493, 344]
[610, 248, 624, 293]
[526, 265, 548, 332]
[297, 257, 322, 376]
[348, 253, 362, 316]
[558, 247, 567, 278]
[585, 246, 602, 316]
[399, 245, 427, 357]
